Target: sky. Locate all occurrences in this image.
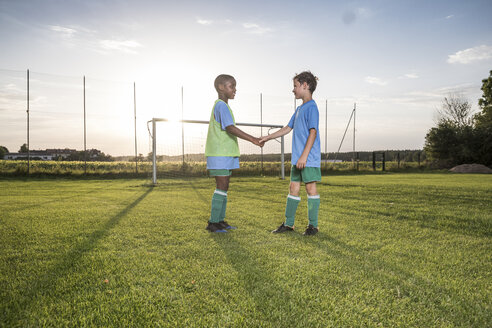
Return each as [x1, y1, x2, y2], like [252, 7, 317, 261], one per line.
[1, 0, 492, 156]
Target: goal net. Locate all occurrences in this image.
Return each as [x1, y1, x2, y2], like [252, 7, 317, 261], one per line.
[147, 118, 285, 184]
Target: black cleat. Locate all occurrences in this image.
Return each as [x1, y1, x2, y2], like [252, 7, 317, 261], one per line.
[272, 223, 294, 233]
[206, 222, 227, 233]
[218, 221, 237, 230]
[303, 224, 319, 236]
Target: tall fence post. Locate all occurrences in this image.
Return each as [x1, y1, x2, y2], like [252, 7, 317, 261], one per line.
[281, 136, 285, 180]
[27, 69, 30, 175]
[397, 152, 400, 169]
[152, 119, 157, 185]
[181, 86, 184, 165]
[382, 152, 386, 171]
[372, 151, 376, 171]
[353, 103, 356, 169]
[83, 75, 87, 175]
[325, 99, 328, 170]
[134, 82, 138, 174]
[260, 92, 263, 175]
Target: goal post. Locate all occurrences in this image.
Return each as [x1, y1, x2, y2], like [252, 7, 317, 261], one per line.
[148, 118, 285, 184]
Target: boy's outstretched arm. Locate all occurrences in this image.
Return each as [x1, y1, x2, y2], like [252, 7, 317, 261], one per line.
[259, 126, 292, 143]
[296, 128, 317, 169]
[226, 125, 263, 147]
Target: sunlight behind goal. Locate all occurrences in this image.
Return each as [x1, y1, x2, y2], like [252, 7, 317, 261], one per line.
[148, 118, 285, 183]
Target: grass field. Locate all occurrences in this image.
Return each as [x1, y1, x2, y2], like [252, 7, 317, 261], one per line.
[0, 159, 425, 177]
[1, 173, 491, 327]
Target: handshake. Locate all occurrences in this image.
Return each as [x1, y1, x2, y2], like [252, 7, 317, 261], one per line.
[251, 135, 272, 148]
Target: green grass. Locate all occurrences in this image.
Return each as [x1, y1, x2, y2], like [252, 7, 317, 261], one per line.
[0, 159, 427, 178]
[1, 174, 491, 327]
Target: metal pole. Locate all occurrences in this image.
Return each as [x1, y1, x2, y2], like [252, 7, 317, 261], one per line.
[83, 76, 87, 174]
[353, 103, 356, 168]
[333, 108, 355, 163]
[27, 69, 30, 175]
[281, 136, 285, 180]
[260, 92, 263, 175]
[134, 82, 138, 174]
[325, 99, 327, 162]
[181, 86, 185, 165]
[152, 119, 157, 184]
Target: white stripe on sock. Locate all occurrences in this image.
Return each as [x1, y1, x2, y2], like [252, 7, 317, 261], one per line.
[287, 194, 301, 201]
[214, 190, 228, 196]
[308, 194, 320, 199]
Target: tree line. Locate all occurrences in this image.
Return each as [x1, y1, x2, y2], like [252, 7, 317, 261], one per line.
[424, 70, 492, 168]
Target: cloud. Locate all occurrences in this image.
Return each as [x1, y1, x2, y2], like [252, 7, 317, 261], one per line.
[242, 23, 272, 35]
[196, 18, 213, 25]
[99, 39, 142, 54]
[49, 25, 77, 38]
[398, 73, 419, 79]
[445, 15, 454, 19]
[447, 45, 492, 64]
[365, 76, 387, 86]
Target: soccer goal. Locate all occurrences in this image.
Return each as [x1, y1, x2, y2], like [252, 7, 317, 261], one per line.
[147, 118, 285, 184]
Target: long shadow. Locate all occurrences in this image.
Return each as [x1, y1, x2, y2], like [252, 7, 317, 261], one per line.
[5, 186, 153, 326]
[2, 185, 111, 216]
[299, 232, 488, 326]
[212, 235, 293, 325]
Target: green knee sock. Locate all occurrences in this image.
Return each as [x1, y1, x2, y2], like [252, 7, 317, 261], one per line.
[219, 192, 228, 222]
[308, 195, 320, 228]
[210, 189, 227, 223]
[285, 194, 301, 227]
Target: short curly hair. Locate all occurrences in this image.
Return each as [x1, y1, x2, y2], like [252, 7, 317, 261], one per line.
[214, 74, 236, 92]
[293, 71, 318, 94]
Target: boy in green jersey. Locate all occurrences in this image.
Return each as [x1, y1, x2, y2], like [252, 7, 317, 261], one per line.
[205, 74, 264, 232]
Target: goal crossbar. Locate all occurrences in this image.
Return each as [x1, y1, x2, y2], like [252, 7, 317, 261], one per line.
[148, 118, 285, 184]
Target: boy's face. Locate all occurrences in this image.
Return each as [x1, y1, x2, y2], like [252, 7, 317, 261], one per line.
[219, 80, 236, 100]
[292, 79, 309, 99]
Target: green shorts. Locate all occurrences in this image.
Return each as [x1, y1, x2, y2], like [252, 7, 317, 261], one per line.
[209, 169, 232, 177]
[290, 166, 321, 183]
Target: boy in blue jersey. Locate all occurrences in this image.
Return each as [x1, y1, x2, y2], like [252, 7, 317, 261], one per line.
[260, 71, 321, 236]
[205, 74, 264, 233]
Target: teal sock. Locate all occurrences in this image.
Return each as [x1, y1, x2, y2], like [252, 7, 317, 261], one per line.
[219, 191, 228, 222]
[209, 189, 227, 223]
[308, 195, 320, 228]
[285, 194, 300, 227]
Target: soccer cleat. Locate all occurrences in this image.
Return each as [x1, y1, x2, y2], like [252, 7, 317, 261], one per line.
[218, 221, 237, 230]
[206, 222, 227, 233]
[272, 223, 294, 233]
[303, 224, 319, 236]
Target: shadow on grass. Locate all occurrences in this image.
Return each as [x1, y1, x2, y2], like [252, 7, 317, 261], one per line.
[5, 186, 154, 326]
[211, 234, 293, 325]
[2, 185, 111, 216]
[299, 232, 487, 326]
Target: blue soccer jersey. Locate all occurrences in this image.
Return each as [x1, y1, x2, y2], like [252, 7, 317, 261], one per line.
[206, 100, 240, 170]
[287, 100, 321, 167]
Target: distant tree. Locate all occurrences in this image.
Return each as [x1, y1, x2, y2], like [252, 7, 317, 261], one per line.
[66, 149, 114, 162]
[19, 143, 28, 153]
[436, 93, 474, 128]
[473, 70, 492, 166]
[0, 146, 8, 159]
[475, 70, 492, 126]
[425, 94, 476, 167]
